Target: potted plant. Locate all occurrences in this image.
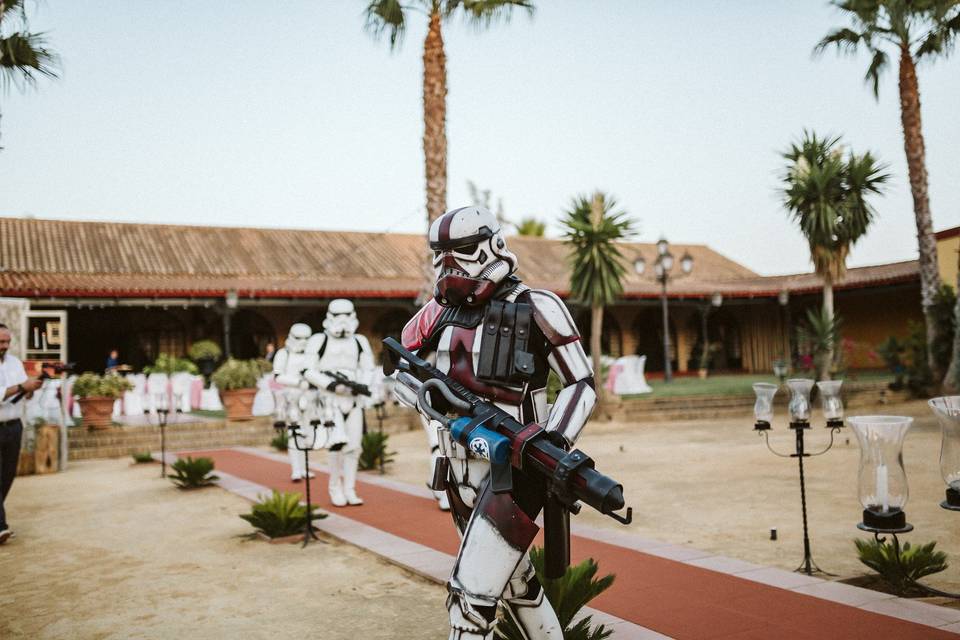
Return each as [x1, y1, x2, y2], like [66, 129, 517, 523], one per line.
[72, 373, 133, 429]
[212, 358, 266, 421]
[143, 353, 199, 375]
[188, 340, 222, 385]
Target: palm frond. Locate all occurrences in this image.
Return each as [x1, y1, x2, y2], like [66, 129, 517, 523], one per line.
[363, 0, 408, 49]
[445, 0, 534, 27]
[864, 47, 888, 97]
[0, 31, 59, 93]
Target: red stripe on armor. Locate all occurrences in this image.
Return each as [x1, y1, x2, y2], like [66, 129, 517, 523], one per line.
[438, 210, 455, 243]
[553, 348, 577, 384]
[401, 300, 444, 350]
[555, 381, 585, 438]
[449, 327, 523, 405]
[511, 422, 545, 470]
[478, 488, 540, 550]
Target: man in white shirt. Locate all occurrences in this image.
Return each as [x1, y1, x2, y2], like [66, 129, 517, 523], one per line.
[0, 323, 43, 544]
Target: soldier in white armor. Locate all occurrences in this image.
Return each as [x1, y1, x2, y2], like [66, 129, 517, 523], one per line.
[272, 323, 316, 481]
[395, 206, 597, 640]
[305, 299, 375, 507]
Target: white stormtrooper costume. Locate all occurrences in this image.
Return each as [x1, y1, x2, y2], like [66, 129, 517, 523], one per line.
[305, 299, 375, 507]
[272, 323, 316, 481]
[396, 206, 597, 640]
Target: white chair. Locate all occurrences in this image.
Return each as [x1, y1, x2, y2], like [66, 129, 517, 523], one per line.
[145, 373, 170, 413]
[170, 372, 194, 413]
[611, 355, 653, 395]
[123, 373, 146, 416]
[252, 373, 275, 416]
[200, 384, 224, 411]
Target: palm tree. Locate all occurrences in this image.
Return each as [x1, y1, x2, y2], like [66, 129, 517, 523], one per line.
[364, 1, 533, 225]
[515, 217, 546, 236]
[561, 192, 636, 412]
[781, 131, 889, 379]
[816, 0, 960, 377]
[0, 0, 59, 150]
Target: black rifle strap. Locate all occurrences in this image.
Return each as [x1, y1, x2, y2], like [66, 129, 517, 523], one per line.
[476, 301, 503, 380]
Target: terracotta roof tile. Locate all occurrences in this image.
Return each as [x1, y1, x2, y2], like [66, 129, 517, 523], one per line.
[0, 217, 917, 300]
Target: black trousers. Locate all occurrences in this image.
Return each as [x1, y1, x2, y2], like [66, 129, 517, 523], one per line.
[0, 419, 23, 530]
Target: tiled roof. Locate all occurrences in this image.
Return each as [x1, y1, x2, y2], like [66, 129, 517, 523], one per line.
[0, 217, 917, 300]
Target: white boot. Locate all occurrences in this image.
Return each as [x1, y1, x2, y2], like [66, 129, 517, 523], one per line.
[288, 440, 305, 480]
[342, 451, 363, 506]
[328, 450, 347, 507]
[436, 490, 450, 511]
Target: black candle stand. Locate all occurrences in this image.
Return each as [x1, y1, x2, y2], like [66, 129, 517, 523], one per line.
[281, 422, 321, 547]
[756, 418, 844, 575]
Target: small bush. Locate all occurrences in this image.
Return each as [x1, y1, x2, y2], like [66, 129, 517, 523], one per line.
[188, 340, 223, 362]
[496, 546, 614, 640]
[240, 490, 326, 539]
[131, 451, 154, 464]
[359, 431, 396, 472]
[854, 537, 948, 596]
[270, 432, 288, 451]
[143, 353, 199, 375]
[72, 373, 133, 399]
[211, 358, 262, 391]
[168, 456, 219, 489]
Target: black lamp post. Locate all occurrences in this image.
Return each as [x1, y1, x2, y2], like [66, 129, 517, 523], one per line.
[753, 378, 845, 575]
[635, 238, 693, 383]
[698, 292, 723, 373]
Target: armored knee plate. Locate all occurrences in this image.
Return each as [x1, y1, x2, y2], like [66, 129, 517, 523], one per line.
[447, 578, 498, 638]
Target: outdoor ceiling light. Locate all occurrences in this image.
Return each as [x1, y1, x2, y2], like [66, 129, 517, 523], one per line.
[850, 415, 914, 532]
[752, 382, 777, 430]
[225, 289, 239, 310]
[786, 378, 814, 423]
[656, 237, 668, 256]
[634, 256, 646, 275]
[711, 291, 723, 307]
[680, 251, 694, 274]
[927, 397, 960, 511]
[816, 380, 844, 428]
[778, 289, 790, 306]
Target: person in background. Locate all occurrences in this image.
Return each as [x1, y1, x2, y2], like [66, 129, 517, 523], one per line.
[264, 342, 276, 363]
[0, 323, 44, 544]
[105, 348, 120, 373]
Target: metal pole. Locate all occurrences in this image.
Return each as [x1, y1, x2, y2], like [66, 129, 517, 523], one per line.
[58, 371, 69, 471]
[661, 277, 673, 383]
[222, 311, 233, 359]
[795, 426, 814, 575]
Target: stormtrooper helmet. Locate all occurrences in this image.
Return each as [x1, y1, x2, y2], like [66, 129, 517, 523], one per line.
[286, 323, 312, 354]
[323, 299, 359, 338]
[428, 206, 518, 307]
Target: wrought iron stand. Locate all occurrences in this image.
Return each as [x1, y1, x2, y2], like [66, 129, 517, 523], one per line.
[286, 422, 320, 548]
[758, 420, 843, 575]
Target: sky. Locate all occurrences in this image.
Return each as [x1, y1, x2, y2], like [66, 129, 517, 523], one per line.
[1, 1, 958, 276]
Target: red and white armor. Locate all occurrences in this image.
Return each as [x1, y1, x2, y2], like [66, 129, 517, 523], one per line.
[304, 299, 375, 507]
[398, 206, 596, 640]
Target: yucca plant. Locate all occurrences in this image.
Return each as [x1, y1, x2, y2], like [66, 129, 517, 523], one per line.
[359, 431, 396, 472]
[797, 307, 844, 381]
[168, 456, 219, 489]
[131, 451, 154, 464]
[496, 546, 614, 640]
[854, 537, 948, 596]
[270, 432, 288, 452]
[240, 490, 326, 539]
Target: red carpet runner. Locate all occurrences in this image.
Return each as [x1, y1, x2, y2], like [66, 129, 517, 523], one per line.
[189, 448, 958, 640]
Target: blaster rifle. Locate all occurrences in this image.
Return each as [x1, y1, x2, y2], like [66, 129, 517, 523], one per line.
[9, 362, 75, 404]
[382, 337, 632, 579]
[322, 370, 371, 397]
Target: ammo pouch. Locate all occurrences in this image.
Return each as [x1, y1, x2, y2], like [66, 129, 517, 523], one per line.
[476, 300, 535, 385]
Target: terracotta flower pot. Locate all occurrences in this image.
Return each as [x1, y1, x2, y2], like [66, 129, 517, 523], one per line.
[221, 388, 257, 421]
[79, 396, 116, 430]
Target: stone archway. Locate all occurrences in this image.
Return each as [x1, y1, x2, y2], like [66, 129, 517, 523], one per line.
[230, 309, 275, 360]
[631, 309, 677, 373]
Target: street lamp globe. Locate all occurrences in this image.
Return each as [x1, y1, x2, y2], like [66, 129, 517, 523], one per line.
[680, 251, 694, 274]
[660, 251, 674, 273]
[656, 237, 669, 256]
[634, 256, 646, 275]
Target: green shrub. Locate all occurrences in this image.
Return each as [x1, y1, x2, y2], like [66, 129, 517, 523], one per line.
[131, 451, 154, 464]
[168, 456, 219, 489]
[495, 547, 614, 640]
[359, 431, 396, 472]
[854, 537, 948, 596]
[143, 353, 199, 375]
[270, 432, 289, 452]
[188, 340, 222, 362]
[877, 336, 907, 390]
[240, 490, 326, 538]
[72, 372, 133, 399]
[211, 358, 262, 390]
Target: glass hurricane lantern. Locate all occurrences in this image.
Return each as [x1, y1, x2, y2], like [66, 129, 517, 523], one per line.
[752, 383, 777, 431]
[927, 397, 960, 512]
[849, 415, 914, 533]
